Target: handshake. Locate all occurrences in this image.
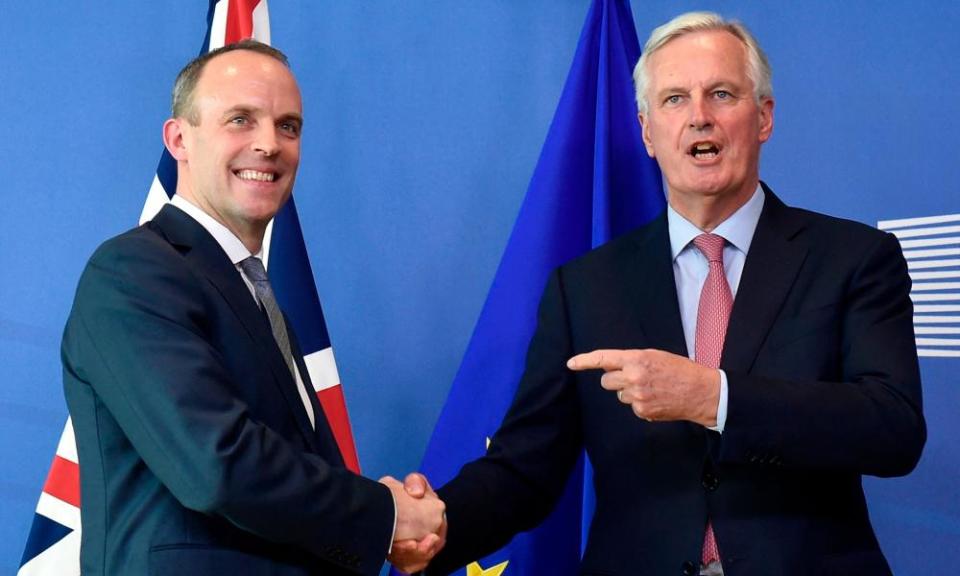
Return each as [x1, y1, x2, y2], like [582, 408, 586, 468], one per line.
[380, 473, 447, 574]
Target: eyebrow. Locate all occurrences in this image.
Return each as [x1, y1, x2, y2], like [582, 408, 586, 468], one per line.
[655, 80, 743, 98]
[218, 106, 303, 127]
[278, 113, 304, 128]
[219, 105, 256, 122]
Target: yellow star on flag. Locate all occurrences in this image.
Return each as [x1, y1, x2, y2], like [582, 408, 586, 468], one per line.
[466, 560, 509, 576]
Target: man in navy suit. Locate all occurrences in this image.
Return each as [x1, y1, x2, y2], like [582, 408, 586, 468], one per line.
[397, 12, 925, 576]
[63, 40, 444, 575]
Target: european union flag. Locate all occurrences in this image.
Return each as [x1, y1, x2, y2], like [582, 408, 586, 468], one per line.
[409, 1, 664, 574]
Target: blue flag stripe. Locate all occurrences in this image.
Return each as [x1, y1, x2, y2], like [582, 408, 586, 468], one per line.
[18, 514, 72, 568]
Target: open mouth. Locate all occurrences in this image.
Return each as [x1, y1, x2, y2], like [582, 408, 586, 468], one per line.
[234, 169, 277, 182]
[689, 142, 720, 160]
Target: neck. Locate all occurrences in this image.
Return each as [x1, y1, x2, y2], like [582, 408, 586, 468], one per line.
[176, 188, 265, 254]
[668, 182, 757, 232]
[236, 229, 264, 255]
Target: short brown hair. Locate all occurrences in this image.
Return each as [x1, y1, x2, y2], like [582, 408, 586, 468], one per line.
[171, 39, 290, 124]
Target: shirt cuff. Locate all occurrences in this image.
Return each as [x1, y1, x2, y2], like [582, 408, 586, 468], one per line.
[388, 487, 398, 553]
[707, 369, 728, 433]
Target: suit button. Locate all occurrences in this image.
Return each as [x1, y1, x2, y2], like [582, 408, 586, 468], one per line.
[702, 471, 719, 491]
[681, 560, 697, 575]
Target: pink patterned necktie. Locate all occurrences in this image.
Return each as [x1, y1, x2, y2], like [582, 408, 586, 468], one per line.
[692, 233, 732, 567]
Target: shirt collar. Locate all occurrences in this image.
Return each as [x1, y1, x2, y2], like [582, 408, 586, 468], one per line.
[667, 184, 765, 260]
[170, 194, 260, 264]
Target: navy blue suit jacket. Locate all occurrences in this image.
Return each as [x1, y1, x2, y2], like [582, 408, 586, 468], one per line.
[63, 204, 394, 575]
[428, 187, 925, 576]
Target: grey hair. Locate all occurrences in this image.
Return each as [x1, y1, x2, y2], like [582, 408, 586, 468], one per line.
[171, 39, 290, 125]
[632, 12, 773, 116]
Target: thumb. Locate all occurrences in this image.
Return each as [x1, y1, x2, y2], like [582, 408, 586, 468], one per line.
[403, 472, 429, 498]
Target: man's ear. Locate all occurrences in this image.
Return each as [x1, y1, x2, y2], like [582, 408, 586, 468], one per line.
[638, 112, 656, 158]
[162, 118, 189, 161]
[758, 97, 775, 143]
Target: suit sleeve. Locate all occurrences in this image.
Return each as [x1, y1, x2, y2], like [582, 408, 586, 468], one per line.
[428, 270, 583, 574]
[719, 231, 926, 477]
[62, 235, 393, 575]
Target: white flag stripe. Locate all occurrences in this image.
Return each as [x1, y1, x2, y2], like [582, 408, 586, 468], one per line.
[915, 338, 960, 346]
[34, 493, 81, 531]
[914, 315, 960, 324]
[914, 327, 960, 335]
[909, 270, 960, 280]
[898, 236, 960, 249]
[906, 258, 960, 270]
[914, 304, 960, 313]
[911, 282, 960, 291]
[878, 213, 960, 229]
[918, 348, 960, 357]
[888, 224, 960, 239]
[16, 530, 80, 576]
[910, 293, 960, 302]
[209, 0, 229, 50]
[55, 419, 77, 464]
[139, 176, 171, 225]
[261, 218, 275, 269]
[252, 0, 271, 45]
[902, 247, 960, 259]
[304, 347, 341, 392]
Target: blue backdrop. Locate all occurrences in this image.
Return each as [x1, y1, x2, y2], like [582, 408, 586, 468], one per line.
[1, 2, 957, 574]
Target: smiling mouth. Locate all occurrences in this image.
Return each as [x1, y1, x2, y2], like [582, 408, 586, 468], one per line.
[689, 142, 720, 159]
[235, 169, 277, 182]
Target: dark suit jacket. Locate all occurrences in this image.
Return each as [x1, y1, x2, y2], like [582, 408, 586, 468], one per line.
[428, 187, 925, 576]
[62, 204, 394, 576]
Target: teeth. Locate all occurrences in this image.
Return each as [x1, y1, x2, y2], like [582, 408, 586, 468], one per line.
[691, 143, 719, 158]
[236, 170, 275, 182]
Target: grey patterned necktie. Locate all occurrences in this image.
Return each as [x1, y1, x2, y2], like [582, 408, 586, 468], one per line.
[239, 256, 296, 380]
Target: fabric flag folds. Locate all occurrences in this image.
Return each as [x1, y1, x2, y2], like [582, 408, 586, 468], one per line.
[18, 2, 360, 573]
[402, 1, 664, 574]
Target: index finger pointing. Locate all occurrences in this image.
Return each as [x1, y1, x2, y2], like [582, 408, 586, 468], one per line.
[567, 349, 628, 372]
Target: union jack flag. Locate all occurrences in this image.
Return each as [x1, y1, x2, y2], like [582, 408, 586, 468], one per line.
[18, 2, 360, 573]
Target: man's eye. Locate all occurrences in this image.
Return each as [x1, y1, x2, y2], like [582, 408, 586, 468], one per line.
[715, 90, 731, 99]
[280, 122, 300, 135]
[229, 116, 248, 125]
[665, 95, 682, 105]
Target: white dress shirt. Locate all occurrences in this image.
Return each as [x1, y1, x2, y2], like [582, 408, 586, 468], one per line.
[666, 185, 765, 433]
[170, 194, 316, 429]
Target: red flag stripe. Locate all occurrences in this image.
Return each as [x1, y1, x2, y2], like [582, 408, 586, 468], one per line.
[317, 386, 361, 474]
[225, 0, 260, 43]
[43, 455, 80, 508]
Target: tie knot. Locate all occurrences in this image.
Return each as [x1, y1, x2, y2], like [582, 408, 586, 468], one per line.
[693, 233, 726, 263]
[239, 256, 269, 282]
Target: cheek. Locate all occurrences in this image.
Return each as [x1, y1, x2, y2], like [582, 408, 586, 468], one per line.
[281, 140, 300, 161]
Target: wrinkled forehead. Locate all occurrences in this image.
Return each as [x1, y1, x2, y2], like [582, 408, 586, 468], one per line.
[647, 29, 749, 82]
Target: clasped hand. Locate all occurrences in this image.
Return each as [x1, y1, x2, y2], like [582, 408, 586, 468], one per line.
[380, 473, 447, 574]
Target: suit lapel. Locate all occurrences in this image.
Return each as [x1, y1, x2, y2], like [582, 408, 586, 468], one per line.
[623, 214, 688, 357]
[722, 186, 809, 374]
[287, 324, 344, 466]
[151, 205, 323, 451]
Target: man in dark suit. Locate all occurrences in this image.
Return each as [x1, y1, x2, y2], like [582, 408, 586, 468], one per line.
[62, 40, 444, 575]
[395, 12, 925, 576]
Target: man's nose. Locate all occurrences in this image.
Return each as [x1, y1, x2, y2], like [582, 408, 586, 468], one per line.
[252, 124, 280, 156]
[688, 96, 714, 131]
